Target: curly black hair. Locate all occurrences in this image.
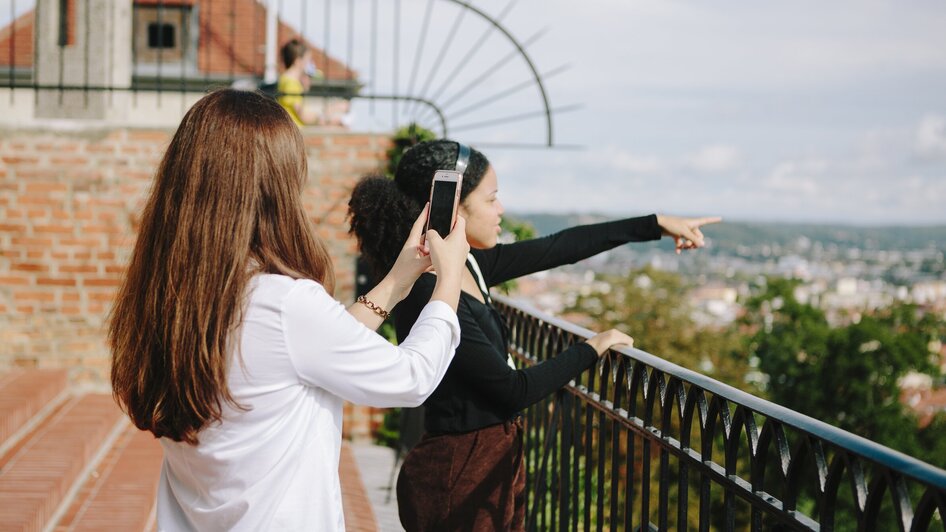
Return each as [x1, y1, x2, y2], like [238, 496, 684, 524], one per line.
[348, 139, 490, 278]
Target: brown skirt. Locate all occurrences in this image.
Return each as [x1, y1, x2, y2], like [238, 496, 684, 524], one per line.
[396, 418, 526, 532]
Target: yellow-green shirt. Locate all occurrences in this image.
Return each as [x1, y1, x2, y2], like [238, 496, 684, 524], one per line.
[277, 74, 305, 126]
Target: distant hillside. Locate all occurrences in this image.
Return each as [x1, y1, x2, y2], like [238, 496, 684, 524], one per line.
[506, 213, 946, 252]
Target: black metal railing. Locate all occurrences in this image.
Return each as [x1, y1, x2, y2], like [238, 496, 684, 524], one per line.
[493, 294, 946, 531]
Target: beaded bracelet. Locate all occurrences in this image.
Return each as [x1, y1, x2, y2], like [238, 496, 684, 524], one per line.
[356, 295, 390, 320]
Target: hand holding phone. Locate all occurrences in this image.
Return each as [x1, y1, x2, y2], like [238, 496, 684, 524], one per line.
[425, 170, 463, 238]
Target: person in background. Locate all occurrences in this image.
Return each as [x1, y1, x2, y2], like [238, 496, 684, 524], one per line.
[277, 38, 346, 127]
[348, 139, 721, 531]
[109, 90, 470, 531]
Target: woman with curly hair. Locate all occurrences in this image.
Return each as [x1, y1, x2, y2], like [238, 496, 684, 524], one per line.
[349, 139, 720, 531]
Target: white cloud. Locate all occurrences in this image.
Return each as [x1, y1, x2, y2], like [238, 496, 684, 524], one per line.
[606, 149, 664, 175]
[686, 144, 742, 173]
[763, 159, 828, 196]
[915, 115, 946, 160]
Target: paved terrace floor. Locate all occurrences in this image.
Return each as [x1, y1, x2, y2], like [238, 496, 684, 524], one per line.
[0, 368, 405, 531]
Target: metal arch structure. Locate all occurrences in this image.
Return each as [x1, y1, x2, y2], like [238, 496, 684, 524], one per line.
[412, 0, 555, 146]
[0, 0, 572, 148]
[324, 0, 575, 149]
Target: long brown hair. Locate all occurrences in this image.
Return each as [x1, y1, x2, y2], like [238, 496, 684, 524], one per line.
[109, 89, 335, 444]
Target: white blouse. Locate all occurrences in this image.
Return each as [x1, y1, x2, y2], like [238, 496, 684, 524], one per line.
[156, 274, 460, 531]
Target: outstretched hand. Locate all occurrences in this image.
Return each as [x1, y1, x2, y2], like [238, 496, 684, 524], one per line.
[656, 215, 723, 254]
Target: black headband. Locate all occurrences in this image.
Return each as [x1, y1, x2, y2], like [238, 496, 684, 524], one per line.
[455, 142, 470, 175]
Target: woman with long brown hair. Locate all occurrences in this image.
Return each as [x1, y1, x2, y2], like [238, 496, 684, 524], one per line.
[109, 89, 469, 531]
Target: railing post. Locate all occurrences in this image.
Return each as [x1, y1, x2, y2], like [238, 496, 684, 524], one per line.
[263, 0, 277, 84]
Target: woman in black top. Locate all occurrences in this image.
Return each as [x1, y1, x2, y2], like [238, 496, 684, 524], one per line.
[348, 140, 720, 531]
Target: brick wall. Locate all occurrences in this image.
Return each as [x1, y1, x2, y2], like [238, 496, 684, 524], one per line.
[0, 127, 391, 439]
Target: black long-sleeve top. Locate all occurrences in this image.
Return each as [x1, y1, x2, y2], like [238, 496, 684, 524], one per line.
[393, 215, 662, 434]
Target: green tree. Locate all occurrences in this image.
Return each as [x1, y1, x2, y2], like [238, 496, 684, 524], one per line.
[385, 123, 438, 177]
[742, 278, 944, 462]
[566, 267, 748, 389]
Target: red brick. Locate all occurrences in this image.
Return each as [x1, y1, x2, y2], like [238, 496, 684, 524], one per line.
[50, 156, 88, 165]
[37, 277, 76, 287]
[60, 265, 98, 274]
[86, 144, 116, 154]
[12, 237, 54, 246]
[2, 155, 39, 164]
[25, 183, 69, 194]
[332, 136, 373, 147]
[0, 276, 30, 285]
[90, 291, 116, 302]
[34, 224, 75, 235]
[83, 278, 122, 287]
[16, 169, 60, 179]
[14, 291, 55, 302]
[12, 262, 47, 272]
[59, 237, 102, 247]
[127, 130, 169, 142]
[17, 194, 60, 206]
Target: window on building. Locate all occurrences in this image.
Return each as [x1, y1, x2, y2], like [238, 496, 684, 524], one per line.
[133, 6, 190, 64]
[147, 23, 176, 49]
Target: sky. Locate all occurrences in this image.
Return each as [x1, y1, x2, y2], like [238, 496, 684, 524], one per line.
[339, 0, 946, 225]
[4, 0, 945, 225]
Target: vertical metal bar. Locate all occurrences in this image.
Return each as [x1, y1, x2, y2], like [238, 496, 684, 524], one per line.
[58, 0, 68, 45]
[583, 402, 593, 530]
[558, 393, 571, 532]
[346, 0, 353, 81]
[658, 443, 670, 530]
[204, 0, 212, 86]
[624, 428, 635, 530]
[550, 400, 559, 528]
[157, 0, 163, 105]
[596, 369, 608, 531]
[699, 417, 713, 531]
[526, 388, 537, 527]
[264, 0, 277, 83]
[229, 0, 235, 81]
[571, 387, 582, 532]
[392, 0, 400, 127]
[251, 0, 257, 77]
[8, 0, 15, 102]
[83, 0, 89, 106]
[640, 405, 652, 529]
[57, 0, 65, 105]
[609, 408, 622, 530]
[180, 5, 187, 114]
[677, 446, 690, 530]
[322, 0, 331, 121]
[538, 395, 550, 531]
[369, 0, 377, 115]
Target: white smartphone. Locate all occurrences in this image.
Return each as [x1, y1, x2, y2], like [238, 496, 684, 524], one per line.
[425, 170, 463, 237]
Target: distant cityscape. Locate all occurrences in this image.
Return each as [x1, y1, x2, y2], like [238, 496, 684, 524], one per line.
[505, 214, 945, 327]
